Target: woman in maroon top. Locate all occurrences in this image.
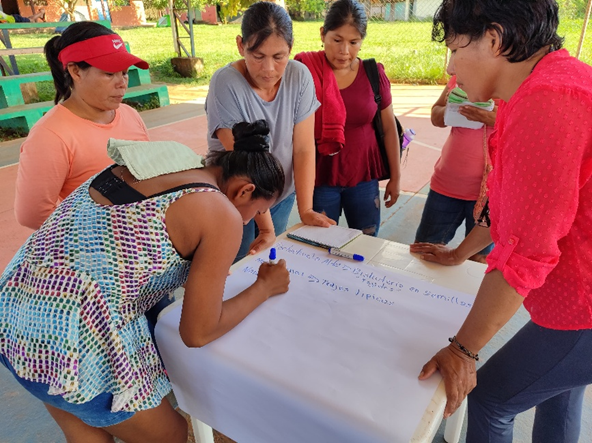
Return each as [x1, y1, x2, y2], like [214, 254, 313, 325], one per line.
[295, 0, 401, 236]
[417, 1, 592, 442]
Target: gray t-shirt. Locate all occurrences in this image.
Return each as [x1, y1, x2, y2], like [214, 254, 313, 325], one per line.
[205, 60, 320, 204]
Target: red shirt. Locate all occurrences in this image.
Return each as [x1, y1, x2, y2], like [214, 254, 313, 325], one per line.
[315, 60, 392, 187]
[485, 49, 592, 330]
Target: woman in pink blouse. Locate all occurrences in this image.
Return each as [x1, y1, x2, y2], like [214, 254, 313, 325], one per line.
[417, 1, 592, 442]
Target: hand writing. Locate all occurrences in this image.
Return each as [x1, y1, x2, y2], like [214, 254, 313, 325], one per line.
[256, 259, 290, 298]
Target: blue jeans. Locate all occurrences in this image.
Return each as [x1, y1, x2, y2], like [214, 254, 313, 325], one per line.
[12, 14, 31, 22]
[467, 321, 592, 443]
[0, 354, 135, 427]
[313, 180, 380, 236]
[235, 192, 296, 262]
[415, 189, 493, 255]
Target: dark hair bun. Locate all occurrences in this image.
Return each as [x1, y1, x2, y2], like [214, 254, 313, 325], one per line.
[232, 120, 271, 153]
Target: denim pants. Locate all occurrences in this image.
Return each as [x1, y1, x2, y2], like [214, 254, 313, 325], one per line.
[0, 354, 135, 427]
[313, 180, 380, 236]
[235, 192, 295, 262]
[415, 189, 493, 255]
[467, 321, 592, 443]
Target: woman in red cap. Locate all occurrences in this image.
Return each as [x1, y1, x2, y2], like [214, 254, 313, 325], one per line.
[14, 22, 151, 230]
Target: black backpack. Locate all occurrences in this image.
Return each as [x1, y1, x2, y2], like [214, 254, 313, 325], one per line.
[363, 58, 405, 180]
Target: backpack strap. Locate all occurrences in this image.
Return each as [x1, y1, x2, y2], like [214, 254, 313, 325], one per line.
[363, 58, 390, 178]
[363, 58, 406, 160]
[363, 58, 385, 141]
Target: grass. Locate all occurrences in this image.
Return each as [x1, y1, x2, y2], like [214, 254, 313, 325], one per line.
[5, 18, 592, 88]
[0, 127, 28, 142]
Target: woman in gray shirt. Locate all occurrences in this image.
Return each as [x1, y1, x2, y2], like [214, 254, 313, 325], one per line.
[206, 1, 335, 261]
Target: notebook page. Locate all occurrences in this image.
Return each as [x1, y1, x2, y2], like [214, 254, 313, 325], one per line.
[288, 225, 362, 249]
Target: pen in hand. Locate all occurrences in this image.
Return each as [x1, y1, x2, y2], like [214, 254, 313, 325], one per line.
[269, 247, 278, 265]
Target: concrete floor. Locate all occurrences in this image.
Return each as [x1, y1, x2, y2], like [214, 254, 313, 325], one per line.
[0, 84, 590, 443]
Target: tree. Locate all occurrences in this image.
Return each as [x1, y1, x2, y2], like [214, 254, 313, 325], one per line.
[142, 0, 210, 12]
[556, 0, 588, 19]
[216, 0, 256, 23]
[141, 0, 281, 25]
[285, 0, 324, 20]
[54, 0, 95, 20]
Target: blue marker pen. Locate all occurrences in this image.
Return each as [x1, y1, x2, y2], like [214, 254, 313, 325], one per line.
[269, 247, 278, 264]
[328, 247, 364, 262]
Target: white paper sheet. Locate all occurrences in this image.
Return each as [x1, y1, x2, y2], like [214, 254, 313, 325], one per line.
[444, 101, 495, 129]
[156, 240, 476, 443]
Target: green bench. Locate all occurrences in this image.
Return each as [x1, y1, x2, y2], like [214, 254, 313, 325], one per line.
[0, 100, 53, 131]
[0, 65, 153, 107]
[0, 71, 53, 108]
[0, 64, 168, 132]
[0, 84, 170, 132]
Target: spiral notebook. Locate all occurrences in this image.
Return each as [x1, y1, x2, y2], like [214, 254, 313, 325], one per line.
[287, 225, 363, 249]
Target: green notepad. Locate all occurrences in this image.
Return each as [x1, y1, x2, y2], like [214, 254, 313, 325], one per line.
[447, 87, 493, 108]
[287, 225, 362, 249]
[444, 87, 495, 129]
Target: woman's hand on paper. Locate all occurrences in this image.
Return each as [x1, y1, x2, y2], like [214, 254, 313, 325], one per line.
[418, 345, 477, 418]
[256, 259, 290, 298]
[300, 209, 336, 227]
[383, 179, 400, 208]
[459, 105, 497, 127]
[409, 243, 465, 266]
[248, 229, 276, 256]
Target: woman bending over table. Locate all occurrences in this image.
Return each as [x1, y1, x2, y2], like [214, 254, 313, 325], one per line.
[206, 1, 334, 262]
[0, 120, 290, 443]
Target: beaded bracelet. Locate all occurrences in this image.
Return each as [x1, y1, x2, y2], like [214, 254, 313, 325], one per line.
[448, 336, 479, 361]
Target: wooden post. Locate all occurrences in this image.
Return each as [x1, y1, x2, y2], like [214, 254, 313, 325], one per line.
[85, 0, 94, 20]
[21, 83, 39, 104]
[99, 0, 108, 20]
[187, 0, 195, 58]
[169, 0, 179, 56]
[576, 0, 592, 59]
[441, 47, 449, 83]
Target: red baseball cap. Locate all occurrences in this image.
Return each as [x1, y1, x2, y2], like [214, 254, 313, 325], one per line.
[58, 34, 149, 72]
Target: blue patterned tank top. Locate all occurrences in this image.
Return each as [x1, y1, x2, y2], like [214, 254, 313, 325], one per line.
[0, 176, 221, 412]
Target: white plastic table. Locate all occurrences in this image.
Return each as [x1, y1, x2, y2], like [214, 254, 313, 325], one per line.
[156, 230, 485, 443]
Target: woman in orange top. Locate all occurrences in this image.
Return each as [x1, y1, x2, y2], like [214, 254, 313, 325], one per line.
[15, 22, 150, 229]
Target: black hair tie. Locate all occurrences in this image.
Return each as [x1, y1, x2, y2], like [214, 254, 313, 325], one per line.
[232, 120, 271, 152]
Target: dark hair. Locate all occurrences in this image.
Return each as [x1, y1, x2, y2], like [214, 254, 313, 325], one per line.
[206, 120, 285, 201]
[432, 0, 564, 63]
[44, 22, 116, 104]
[323, 0, 368, 39]
[241, 1, 293, 52]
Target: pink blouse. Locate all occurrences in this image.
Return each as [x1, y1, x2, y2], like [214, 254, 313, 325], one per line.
[485, 49, 592, 330]
[430, 76, 494, 201]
